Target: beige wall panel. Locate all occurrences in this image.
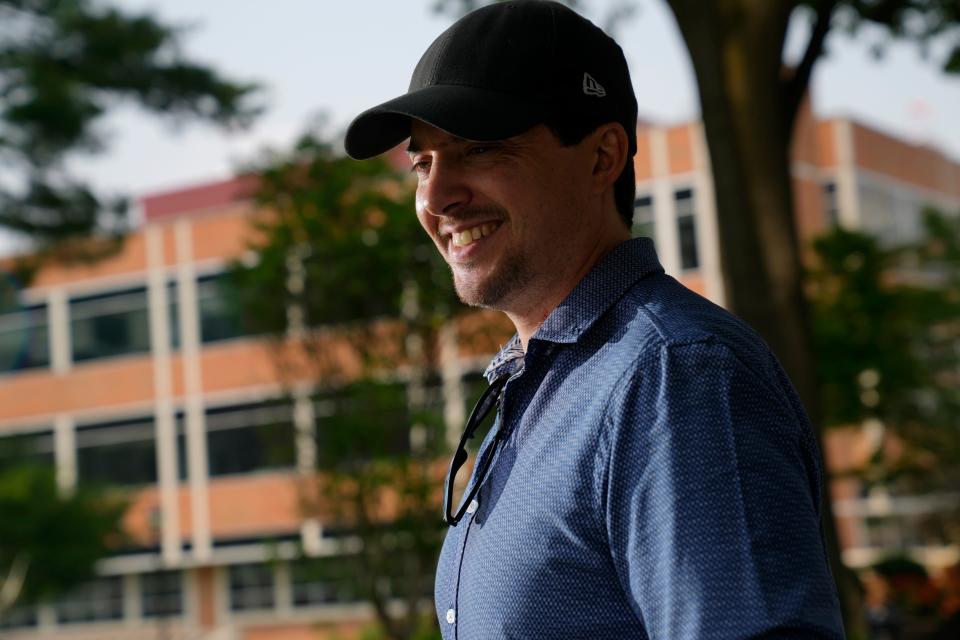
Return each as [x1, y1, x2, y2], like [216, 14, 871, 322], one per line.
[853, 123, 960, 197]
[830, 477, 864, 550]
[195, 566, 218, 629]
[207, 472, 302, 538]
[170, 351, 187, 398]
[244, 622, 368, 640]
[816, 121, 837, 168]
[790, 97, 820, 166]
[0, 357, 154, 422]
[191, 209, 260, 263]
[14, 626, 196, 640]
[32, 233, 149, 288]
[666, 125, 694, 175]
[121, 484, 194, 544]
[162, 224, 178, 266]
[676, 273, 706, 298]
[199, 341, 283, 394]
[634, 129, 653, 182]
[792, 176, 828, 244]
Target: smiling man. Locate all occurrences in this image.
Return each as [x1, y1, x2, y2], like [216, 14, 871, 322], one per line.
[345, 1, 845, 638]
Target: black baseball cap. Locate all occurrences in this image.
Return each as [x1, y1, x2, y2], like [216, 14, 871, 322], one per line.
[345, 0, 638, 160]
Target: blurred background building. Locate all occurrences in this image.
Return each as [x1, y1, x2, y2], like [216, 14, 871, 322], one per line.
[0, 101, 957, 639]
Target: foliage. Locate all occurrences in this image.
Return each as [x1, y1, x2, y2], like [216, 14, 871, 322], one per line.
[436, 0, 960, 74]
[0, 464, 126, 619]
[230, 129, 463, 640]
[808, 209, 960, 492]
[873, 555, 930, 579]
[0, 0, 260, 262]
[230, 131, 456, 341]
[869, 554, 943, 627]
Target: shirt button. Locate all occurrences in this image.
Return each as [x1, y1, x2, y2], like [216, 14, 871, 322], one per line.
[446, 608, 456, 624]
[466, 499, 479, 514]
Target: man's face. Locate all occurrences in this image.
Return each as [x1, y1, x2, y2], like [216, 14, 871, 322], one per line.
[408, 120, 596, 311]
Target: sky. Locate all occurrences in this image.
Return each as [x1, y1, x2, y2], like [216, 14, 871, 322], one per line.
[67, 0, 960, 205]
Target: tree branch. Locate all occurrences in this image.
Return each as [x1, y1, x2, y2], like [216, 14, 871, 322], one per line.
[783, 0, 839, 134]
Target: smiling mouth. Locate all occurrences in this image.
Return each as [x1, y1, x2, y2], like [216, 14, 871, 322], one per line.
[450, 222, 499, 247]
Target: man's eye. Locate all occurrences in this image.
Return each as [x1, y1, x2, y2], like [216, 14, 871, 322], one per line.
[467, 145, 491, 156]
[410, 160, 431, 175]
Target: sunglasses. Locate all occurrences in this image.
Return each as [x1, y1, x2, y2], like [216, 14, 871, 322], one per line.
[442, 375, 508, 526]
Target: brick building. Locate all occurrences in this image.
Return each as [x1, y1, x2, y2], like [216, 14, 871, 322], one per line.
[0, 104, 958, 638]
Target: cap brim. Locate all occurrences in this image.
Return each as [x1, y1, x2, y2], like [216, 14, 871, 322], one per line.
[345, 84, 544, 160]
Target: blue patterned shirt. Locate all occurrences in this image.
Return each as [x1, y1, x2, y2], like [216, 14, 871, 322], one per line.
[434, 238, 845, 639]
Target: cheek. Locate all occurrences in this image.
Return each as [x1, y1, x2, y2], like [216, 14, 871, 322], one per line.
[414, 192, 432, 231]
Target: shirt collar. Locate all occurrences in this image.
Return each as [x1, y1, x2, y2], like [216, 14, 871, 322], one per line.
[483, 333, 524, 383]
[483, 237, 664, 382]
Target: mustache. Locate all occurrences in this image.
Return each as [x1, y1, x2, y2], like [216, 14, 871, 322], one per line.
[437, 205, 507, 231]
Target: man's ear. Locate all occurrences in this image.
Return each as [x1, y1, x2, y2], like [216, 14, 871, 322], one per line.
[591, 123, 629, 194]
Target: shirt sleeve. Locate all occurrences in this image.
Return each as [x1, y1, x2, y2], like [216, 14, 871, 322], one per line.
[601, 338, 845, 639]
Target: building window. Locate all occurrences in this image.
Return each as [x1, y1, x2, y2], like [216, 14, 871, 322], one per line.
[0, 302, 49, 374]
[199, 273, 249, 344]
[632, 194, 655, 241]
[0, 429, 55, 472]
[228, 563, 275, 612]
[70, 287, 150, 362]
[822, 181, 839, 227]
[76, 417, 156, 486]
[141, 570, 183, 618]
[55, 575, 124, 624]
[675, 188, 700, 270]
[166, 281, 180, 350]
[207, 401, 296, 477]
[291, 559, 362, 607]
[0, 605, 38, 629]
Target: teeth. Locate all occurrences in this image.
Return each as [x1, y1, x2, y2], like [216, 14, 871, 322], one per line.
[451, 223, 497, 247]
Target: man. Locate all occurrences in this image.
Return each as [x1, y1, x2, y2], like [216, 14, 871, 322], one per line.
[345, 1, 845, 638]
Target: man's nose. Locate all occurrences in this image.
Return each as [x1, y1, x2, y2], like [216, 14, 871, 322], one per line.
[418, 161, 471, 217]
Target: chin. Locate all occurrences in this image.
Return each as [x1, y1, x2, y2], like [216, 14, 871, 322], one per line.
[449, 246, 531, 308]
[453, 265, 528, 310]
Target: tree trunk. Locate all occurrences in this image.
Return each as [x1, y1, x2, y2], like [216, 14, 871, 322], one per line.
[667, 0, 864, 634]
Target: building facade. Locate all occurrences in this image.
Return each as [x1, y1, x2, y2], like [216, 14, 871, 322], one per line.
[0, 106, 958, 638]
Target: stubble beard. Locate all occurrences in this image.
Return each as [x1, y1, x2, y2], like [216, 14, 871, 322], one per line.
[451, 248, 532, 309]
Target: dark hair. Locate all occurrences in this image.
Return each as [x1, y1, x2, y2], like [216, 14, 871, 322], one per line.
[544, 116, 636, 229]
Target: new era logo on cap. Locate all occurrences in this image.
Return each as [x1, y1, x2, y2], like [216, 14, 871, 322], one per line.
[582, 72, 606, 97]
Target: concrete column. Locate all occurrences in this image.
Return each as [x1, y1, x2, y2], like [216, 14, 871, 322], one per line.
[175, 219, 212, 561]
[439, 322, 465, 450]
[294, 386, 323, 557]
[146, 225, 181, 566]
[36, 602, 56, 632]
[274, 562, 293, 616]
[123, 573, 141, 624]
[834, 119, 862, 230]
[53, 413, 76, 494]
[46, 288, 71, 374]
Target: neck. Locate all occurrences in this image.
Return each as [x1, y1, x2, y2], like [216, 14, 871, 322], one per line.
[508, 231, 629, 351]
